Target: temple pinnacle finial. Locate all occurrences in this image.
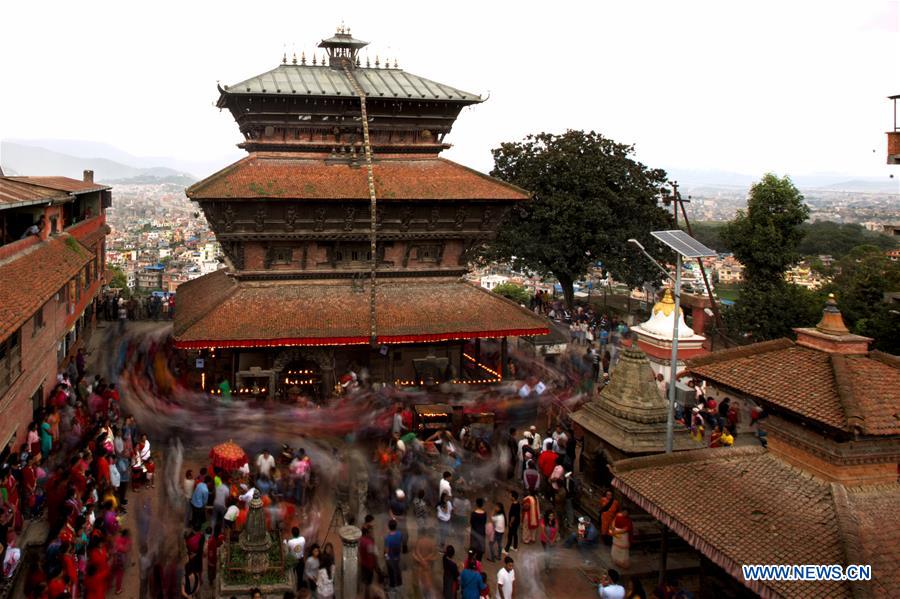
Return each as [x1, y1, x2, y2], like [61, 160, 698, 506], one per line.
[815, 293, 851, 336]
[301, 51, 307, 65]
[321, 53, 327, 66]
[375, 55, 380, 67]
[366, 55, 370, 68]
[282, 52, 287, 64]
[292, 52, 298, 65]
[393, 58, 398, 69]
[312, 54, 317, 66]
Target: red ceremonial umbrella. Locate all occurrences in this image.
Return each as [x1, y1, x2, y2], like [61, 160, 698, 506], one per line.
[209, 440, 248, 471]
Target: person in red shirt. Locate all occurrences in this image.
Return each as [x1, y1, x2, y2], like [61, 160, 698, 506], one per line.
[96, 453, 111, 487]
[51, 385, 68, 410]
[359, 525, 378, 595]
[21, 459, 38, 519]
[87, 536, 110, 595]
[111, 529, 132, 594]
[207, 528, 223, 586]
[47, 572, 71, 599]
[83, 562, 106, 599]
[68, 457, 87, 497]
[537, 448, 557, 479]
[60, 542, 78, 598]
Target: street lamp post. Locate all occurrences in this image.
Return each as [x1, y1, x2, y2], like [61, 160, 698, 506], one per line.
[629, 231, 716, 587]
[665, 253, 681, 453]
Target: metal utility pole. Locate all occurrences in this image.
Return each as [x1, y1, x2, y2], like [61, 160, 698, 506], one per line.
[665, 254, 681, 454]
[663, 181, 727, 345]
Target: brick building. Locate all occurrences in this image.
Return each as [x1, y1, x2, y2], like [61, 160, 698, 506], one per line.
[610, 296, 900, 597]
[173, 29, 548, 398]
[0, 170, 111, 454]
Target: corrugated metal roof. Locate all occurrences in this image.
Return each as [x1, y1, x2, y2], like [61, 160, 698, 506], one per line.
[222, 64, 481, 102]
[6, 176, 110, 194]
[318, 33, 368, 48]
[0, 177, 70, 208]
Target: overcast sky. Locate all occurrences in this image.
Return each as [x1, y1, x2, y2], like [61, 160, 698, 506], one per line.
[1, 0, 898, 180]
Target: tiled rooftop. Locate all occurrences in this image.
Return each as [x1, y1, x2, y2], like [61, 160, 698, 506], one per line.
[173, 271, 548, 347]
[612, 447, 900, 598]
[686, 339, 900, 436]
[186, 154, 529, 201]
[0, 235, 94, 340]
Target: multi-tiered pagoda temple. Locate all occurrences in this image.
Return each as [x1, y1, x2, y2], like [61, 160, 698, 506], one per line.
[174, 28, 548, 399]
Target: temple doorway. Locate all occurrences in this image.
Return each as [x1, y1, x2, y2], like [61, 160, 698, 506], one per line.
[279, 360, 321, 403]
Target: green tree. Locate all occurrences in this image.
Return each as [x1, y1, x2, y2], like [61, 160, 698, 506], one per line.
[797, 221, 896, 258]
[720, 174, 817, 340]
[108, 266, 127, 289]
[492, 282, 532, 306]
[688, 222, 729, 252]
[484, 130, 672, 307]
[825, 245, 900, 353]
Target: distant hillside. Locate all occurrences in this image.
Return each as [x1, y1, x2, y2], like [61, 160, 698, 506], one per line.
[820, 179, 900, 193]
[0, 141, 192, 182]
[666, 167, 899, 194]
[106, 174, 197, 186]
[4, 138, 239, 179]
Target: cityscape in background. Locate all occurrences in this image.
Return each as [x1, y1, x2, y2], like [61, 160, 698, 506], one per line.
[2, 139, 897, 298]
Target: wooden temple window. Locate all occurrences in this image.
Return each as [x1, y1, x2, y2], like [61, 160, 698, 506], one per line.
[332, 243, 372, 267]
[415, 243, 443, 264]
[271, 247, 293, 265]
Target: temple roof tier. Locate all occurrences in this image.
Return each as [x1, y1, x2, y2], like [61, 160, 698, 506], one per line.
[187, 153, 529, 201]
[219, 63, 481, 103]
[173, 271, 549, 348]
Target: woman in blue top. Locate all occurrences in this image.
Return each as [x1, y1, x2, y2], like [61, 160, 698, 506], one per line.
[459, 554, 486, 599]
[40, 421, 53, 458]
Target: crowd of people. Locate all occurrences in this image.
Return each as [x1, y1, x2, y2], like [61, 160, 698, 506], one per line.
[97, 294, 175, 324]
[2, 352, 152, 599]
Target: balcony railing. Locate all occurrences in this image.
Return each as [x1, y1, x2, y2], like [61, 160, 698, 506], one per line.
[65, 214, 106, 240]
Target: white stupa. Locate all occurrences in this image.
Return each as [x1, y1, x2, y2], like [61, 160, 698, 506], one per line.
[632, 288, 707, 383]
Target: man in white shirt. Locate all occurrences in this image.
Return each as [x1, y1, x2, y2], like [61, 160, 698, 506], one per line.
[285, 526, 306, 561]
[439, 471, 452, 499]
[223, 503, 240, 529]
[496, 556, 515, 599]
[239, 485, 257, 504]
[597, 569, 625, 599]
[516, 432, 532, 475]
[256, 449, 276, 478]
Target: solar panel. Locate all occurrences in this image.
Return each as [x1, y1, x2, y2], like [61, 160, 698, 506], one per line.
[650, 230, 717, 258]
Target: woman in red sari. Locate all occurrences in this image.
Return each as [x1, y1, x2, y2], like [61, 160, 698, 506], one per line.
[520, 493, 540, 544]
[610, 509, 634, 569]
[21, 458, 38, 519]
[1, 466, 23, 532]
[599, 492, 619, 545]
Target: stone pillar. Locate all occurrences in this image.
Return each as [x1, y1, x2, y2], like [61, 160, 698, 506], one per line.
[338, 525, 362, 598]
[500, 337, 509, 379]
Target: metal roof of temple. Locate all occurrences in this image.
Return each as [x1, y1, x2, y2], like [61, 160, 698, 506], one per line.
[318, 30, 369, 49]
[220, 63, 481, 102]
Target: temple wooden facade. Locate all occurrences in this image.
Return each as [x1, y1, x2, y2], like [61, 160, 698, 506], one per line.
[174, 29, 548, 399]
